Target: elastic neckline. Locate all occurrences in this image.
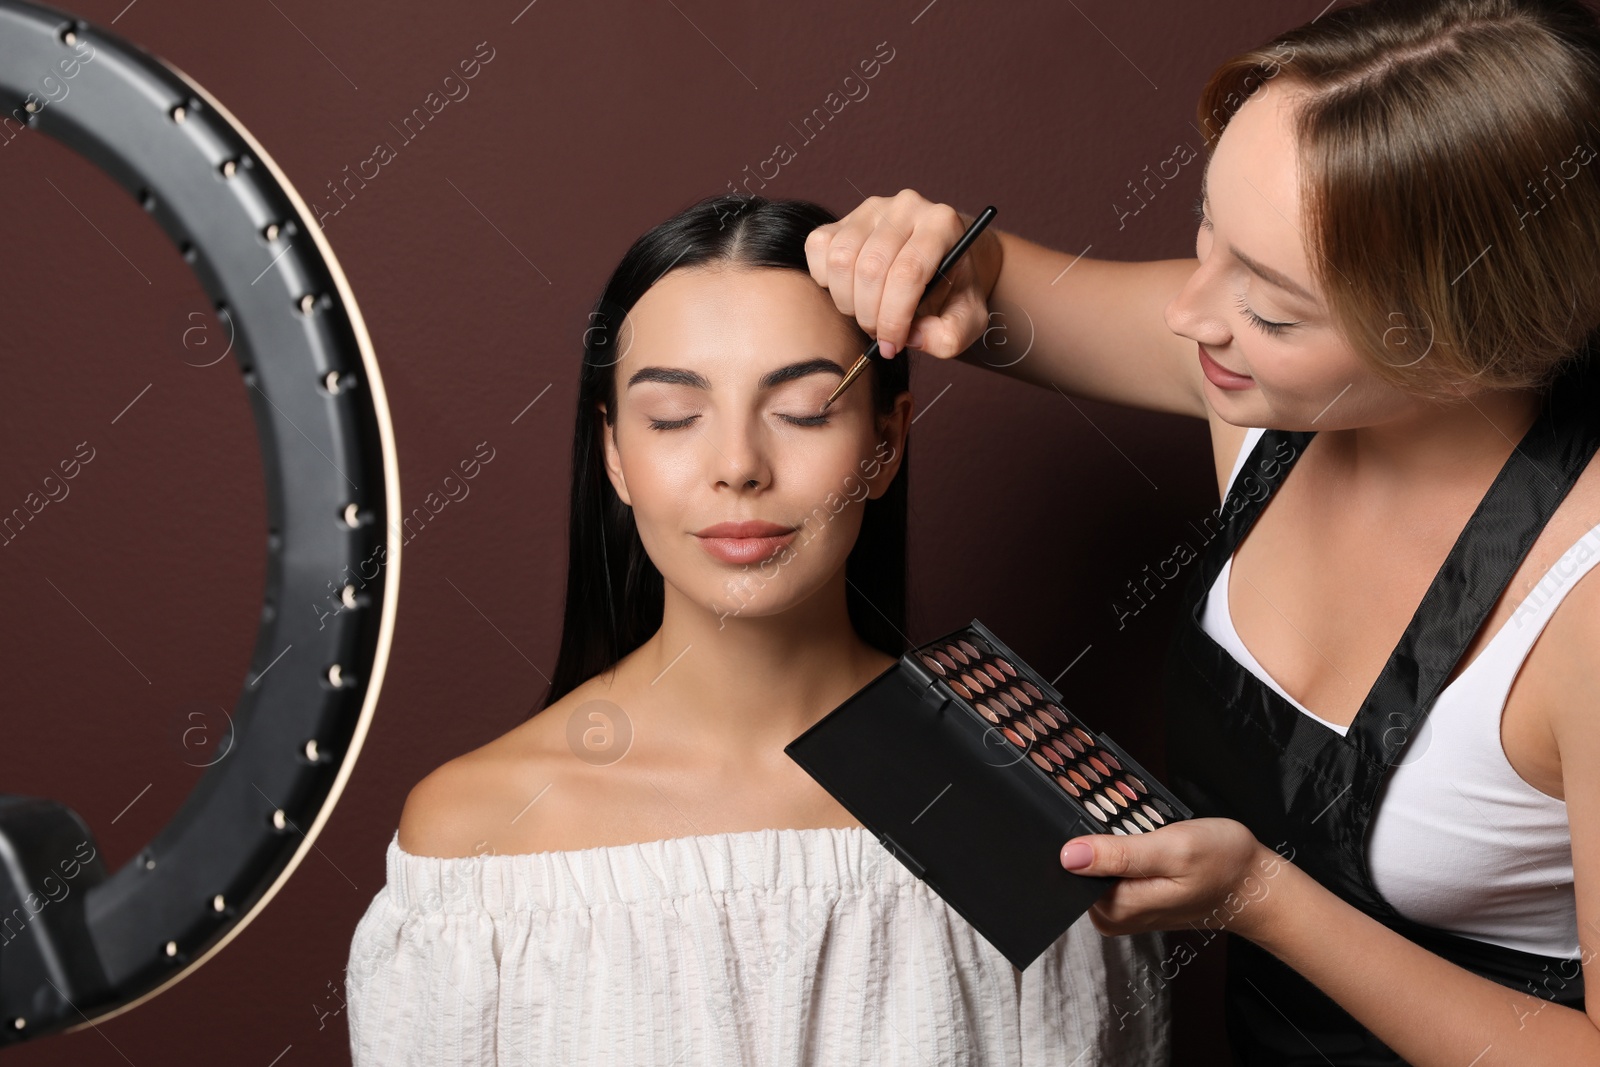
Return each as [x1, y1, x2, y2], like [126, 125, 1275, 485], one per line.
[384, 824, 921, 914]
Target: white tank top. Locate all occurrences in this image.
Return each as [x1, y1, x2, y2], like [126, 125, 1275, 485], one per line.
[1199, 425, 1585, 959]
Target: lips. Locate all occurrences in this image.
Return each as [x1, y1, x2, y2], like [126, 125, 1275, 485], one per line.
[695, 520, 794, 538]
[1198, 343, 1254, 390]
[693, 520, 799, 566]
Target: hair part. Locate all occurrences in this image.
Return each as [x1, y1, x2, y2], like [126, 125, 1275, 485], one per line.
[1198, 0, 1600, 395]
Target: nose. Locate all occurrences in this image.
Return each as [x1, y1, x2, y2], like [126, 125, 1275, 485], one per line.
[708, 413, 772, 492]
[1164, 258, 1231, 347]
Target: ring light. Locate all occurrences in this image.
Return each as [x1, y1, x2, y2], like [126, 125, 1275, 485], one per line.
[0, 0, 399, 1043]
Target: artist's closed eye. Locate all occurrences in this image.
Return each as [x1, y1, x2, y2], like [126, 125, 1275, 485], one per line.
[648, 415, 699, 431]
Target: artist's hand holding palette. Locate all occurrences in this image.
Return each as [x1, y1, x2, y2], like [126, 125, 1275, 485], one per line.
[785, 620, 1193, 969]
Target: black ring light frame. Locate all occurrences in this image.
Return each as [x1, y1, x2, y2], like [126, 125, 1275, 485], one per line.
[0, 0, 399, 1044]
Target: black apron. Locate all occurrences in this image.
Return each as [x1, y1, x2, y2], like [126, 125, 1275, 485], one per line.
[1163, 353, 1600, 1066]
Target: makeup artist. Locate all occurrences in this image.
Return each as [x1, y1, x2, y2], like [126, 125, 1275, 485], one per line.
[804, 1, 1599, 1064]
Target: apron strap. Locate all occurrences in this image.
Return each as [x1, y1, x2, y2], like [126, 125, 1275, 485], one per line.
[1348, 352, 1600, 764]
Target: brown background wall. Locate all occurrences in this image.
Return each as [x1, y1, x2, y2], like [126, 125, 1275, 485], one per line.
[0, 0, 1323, 1062]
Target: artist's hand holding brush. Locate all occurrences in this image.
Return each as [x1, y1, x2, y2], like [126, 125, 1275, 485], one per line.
[805, 189, 1003, 362]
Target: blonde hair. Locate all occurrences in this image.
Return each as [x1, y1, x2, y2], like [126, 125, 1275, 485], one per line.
[1198, 0, 1600, 395]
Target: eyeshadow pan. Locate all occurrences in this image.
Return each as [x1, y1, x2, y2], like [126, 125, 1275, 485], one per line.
[1095, 794, 1118, 817]
[1023, 681, 1042, 700]
[1141, 803, 1164, 825]
[1104, 786, 1129, 810]
[921, 654, 946, 675]
[948, 644, 971, 666]
[1126, 774, 1149, 796]
[1121, 817, 1144, 834]
[950, 680, 971, 699]
[1050, 738, 1074, 761]
[935, 650, 958, 671]
[1015, 720, 1037, 743]
[1043, 744, 1065, 767]
[1115, 780, 1138, 801]
[1068, 769, 1090, 791]
[978, 704, 1001, 724]
[1029, 751, 1051, 771]
[1011, 686, 1034, 706]
[1061, 732, 1085, 755]
[1131, 810, 1155, 832]
[1072, 726, 1094, 746]
[999, 691, 1021, 713]
[1111, 826, 1128, 835]
[1088, 755, 1110, 778]
[983, 663, 1005, 684]
[1055, 774, 1081, 797]
[1082, 800, 1109, 823]
[1078, 761, 1102, 785]
[996, 657, 1018, 677]
[1100, 751, 1122, 771]
[1002, 727, 1026, 748]
[958, 639, 980, 660]
[1151, 797, 1175, 818]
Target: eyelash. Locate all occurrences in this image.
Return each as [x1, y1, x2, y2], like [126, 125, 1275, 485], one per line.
[1195, 197, 1296, 337]
[647, 414, 832, 431]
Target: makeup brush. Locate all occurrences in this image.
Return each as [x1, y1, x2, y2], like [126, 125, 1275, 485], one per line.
[818, 205, 997, 413]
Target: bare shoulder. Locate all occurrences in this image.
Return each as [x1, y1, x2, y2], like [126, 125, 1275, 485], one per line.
[396, 674, 621, 859]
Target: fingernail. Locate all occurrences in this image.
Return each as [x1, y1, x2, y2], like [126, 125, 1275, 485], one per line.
[879, 340, 897, 359]
[907, 327, 925, 349]
[1061, 842, 1094, 870]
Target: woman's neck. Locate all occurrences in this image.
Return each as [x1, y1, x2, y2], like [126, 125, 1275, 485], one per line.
[615, 568, 892, 759]
[1324, 384, 1545, 498]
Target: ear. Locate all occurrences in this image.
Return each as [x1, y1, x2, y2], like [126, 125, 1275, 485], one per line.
[866, 391, 914, 500]
[597, 402, 633, 507]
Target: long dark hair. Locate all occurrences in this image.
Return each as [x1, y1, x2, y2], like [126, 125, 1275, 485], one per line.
[536, 194, 911, 713]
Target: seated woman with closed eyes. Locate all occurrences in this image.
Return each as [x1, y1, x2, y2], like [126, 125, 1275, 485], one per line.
[344, 194, 1170, 1066]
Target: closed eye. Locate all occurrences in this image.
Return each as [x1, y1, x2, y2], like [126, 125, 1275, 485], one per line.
[780, 413, 831, 427]
[648, 415, 699, 431]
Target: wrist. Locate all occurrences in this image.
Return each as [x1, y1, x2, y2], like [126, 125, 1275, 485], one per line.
[1229, 841, 1301, 947]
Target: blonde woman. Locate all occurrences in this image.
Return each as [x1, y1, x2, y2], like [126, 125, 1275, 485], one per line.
[810, 0, 1600, 1062]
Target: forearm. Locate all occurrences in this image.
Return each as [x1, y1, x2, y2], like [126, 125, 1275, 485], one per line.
[1243, 852, 1600, 1065]
[953, 226, 1205, 417]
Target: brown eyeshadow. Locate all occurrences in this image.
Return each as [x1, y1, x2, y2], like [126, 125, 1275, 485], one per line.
[1015, 720, 1037, 742]
[935, 650, 958, 671]
[1078, 761, 1102, 784]
[999, 691, 1021, 713]
[921, 654, 946, 675]
[1011, 686, 1033, 707]
[1029, 751, 1051, 771]
[1043, 744, 1065, 767]
[1072, 726, 1094, 746]
[1100, 751, 1122, 771]
[1056, 774, 1081, 797]
[948, 643, 970, 666]
[1104, 786, 1129, 809]
[983, 663, 1005, 683]
[1023, 681, 1043, 700]
[1068, 769, 1090, 791]
[949, 680, 971, 699]
[1126, 774, 1149, 795]
[978, 704, 1001, 724]
[1002, 727, 1025, 748]
[1088, 755, 1110, 777]
[997, 657, 1018, 677]
[958, 639, 980, 660]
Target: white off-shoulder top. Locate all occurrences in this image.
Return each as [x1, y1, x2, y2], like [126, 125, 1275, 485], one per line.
[345, 826, 1171, 1066]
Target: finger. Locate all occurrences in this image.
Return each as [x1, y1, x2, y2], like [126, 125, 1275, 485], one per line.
[1061, 831, 1188, 880]
[804, 223, 838, 289]
[874, 206, 965, 356]
[850, 219, 908, 342]
[821, 208, 880, 319]
[907, 280, 986, 360]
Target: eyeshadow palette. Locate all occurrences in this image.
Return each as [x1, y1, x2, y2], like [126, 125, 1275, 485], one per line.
[785, 619, 1193, 970]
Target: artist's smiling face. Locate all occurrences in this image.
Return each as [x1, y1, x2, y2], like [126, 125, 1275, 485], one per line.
[599, 266, 911, 620]
[1164, 81, 1441, 429]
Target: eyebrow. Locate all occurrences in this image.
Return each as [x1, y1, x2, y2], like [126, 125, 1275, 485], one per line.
[1200, 159, 1319, 306]
[626, 357, 846, 391]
